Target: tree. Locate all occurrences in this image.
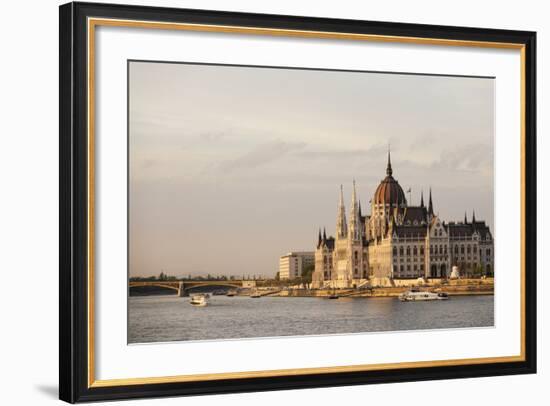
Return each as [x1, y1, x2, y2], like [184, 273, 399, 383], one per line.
[274, 272, 280, 281]
[301, 264, 315, 286]
[474, 264, 484, 277]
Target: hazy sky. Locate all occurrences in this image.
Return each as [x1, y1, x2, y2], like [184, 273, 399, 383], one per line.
[129, 61, 494, 278]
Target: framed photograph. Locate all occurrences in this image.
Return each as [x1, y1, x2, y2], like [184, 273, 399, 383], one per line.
[59, 2, 536, 403]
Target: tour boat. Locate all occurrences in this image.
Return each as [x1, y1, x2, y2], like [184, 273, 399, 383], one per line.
[399, 290, 449, 302]
[189, 293, 210, 306]
[226, 290, 237, 297]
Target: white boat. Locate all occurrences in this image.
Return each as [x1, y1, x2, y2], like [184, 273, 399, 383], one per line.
[189, 293, 210, 306]
[399, 290, 448, 302]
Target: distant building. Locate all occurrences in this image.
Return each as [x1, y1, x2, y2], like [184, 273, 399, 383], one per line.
[279, 252, 315, 280]
[312, 150, 494, 288]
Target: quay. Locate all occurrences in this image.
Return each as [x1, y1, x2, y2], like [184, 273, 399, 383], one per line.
[247, 278, 494, 298]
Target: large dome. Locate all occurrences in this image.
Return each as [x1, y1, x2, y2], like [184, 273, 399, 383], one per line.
[373, 151, 407, 206]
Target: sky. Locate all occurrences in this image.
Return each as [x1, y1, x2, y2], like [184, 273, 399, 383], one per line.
[128, 61, 494, 278]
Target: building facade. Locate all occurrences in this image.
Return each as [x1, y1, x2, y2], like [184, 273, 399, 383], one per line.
[312, 151, 494, 288]
[279, 251, 315, 280]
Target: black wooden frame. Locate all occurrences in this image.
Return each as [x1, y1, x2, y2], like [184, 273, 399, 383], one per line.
[59, 1, 537, 403]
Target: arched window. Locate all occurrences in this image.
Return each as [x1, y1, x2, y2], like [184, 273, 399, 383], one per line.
[413, 246, 418, 255]
[486, 248, 491, 256]
[467, 245, 471, 254]
[399, 246, 404, 256]
[454, 245, 458, 254]
[393, 246, 397, 256]
[420, 246, 424, 255]
[406, 246, 411, 255]
[461, 245, 465, 254]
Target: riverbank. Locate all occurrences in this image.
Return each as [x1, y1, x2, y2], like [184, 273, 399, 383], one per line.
[245, 278, 494, 298]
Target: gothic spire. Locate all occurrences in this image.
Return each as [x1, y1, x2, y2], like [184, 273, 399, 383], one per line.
[428, 187, 434, 215]
[464, 211, 468, 224]
[420, 189, 425, 207]
[317, 228, 322, 247]
[358, 199, 362, 217]
[386, 145, 393, 177]
[472, 209, 476, 223]
[336, 185, 347, 239]
[349, 180, 360, 241]
[323, 227, 327, 242]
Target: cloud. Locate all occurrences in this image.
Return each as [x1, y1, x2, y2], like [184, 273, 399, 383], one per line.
[430, 143, 493, 173]
[217, 140, 306, 172]
[199, 131, 228, 142]
[140, 159, 157, 169]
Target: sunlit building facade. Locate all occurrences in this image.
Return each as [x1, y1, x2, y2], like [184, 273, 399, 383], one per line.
[312, 151, 494, 288]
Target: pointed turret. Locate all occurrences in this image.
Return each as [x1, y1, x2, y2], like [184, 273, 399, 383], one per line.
[386, 145, 393, 177]
[336, 185, 348, 239]
[464, 211, 468, 224]
[420, 189, 425, 207]
[317, 228, 322, 248]
[349, 180, 361, 241]
[428, 187, 434, 215]
[323, 227, 327, 242]
[472, 210, 476, 223]
[358, 200, 362, 218]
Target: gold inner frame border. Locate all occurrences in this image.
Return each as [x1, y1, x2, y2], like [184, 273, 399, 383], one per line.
[86, 17, 527, 388]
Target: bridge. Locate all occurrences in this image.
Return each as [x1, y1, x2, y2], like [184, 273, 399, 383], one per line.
[129, 280, 255, 297]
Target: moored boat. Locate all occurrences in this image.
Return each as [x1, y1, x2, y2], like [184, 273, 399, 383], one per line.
[399, 290, 448, 302]
[250, 290, 261, 298]
[189, 293, 210, 306]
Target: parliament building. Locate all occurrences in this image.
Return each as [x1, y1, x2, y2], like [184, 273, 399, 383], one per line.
[311, 151, 494, 288]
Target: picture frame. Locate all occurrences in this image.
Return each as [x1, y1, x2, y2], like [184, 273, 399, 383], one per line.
[59, 1, 537, 403]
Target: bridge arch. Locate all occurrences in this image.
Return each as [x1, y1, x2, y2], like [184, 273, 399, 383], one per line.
[183, 282, 242, 291]
[129, 281, 183, 296]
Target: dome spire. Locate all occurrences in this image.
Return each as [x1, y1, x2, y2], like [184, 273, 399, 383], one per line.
[386, 144, 393, 176]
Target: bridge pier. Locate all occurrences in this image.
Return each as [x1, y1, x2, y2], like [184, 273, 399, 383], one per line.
[177, 282, 185, 297]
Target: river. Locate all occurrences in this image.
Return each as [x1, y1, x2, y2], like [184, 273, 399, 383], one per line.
[128, 294, 493, 344]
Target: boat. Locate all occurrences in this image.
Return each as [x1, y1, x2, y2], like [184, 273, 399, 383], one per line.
[226, 290, 237, 297]
[189, 293, 210, 306]
[399, 290, 449, 302]
[328, 287, 339, 299]
[250, 290, 261, 298]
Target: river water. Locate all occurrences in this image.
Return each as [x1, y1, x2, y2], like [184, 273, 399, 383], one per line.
[128, 294, 493, 344]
